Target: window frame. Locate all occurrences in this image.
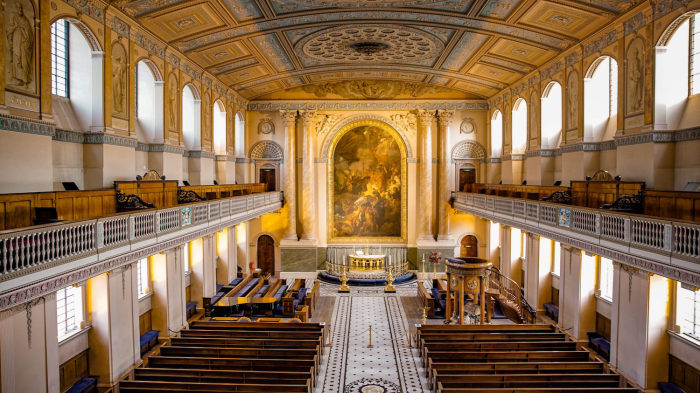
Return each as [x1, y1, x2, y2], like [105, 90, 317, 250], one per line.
[51, 19, 69, 98]
[137, 258, 150, 299]
[598, 256, 614, 300]
[690, 15, 700, 95]
[57, 284, 84, 341]
[677, 282, 700, 340]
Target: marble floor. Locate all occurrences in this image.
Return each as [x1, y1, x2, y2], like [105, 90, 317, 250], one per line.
[313, 282, 431, 393]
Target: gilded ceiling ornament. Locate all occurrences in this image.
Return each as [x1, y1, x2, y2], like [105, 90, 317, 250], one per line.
[301, 80, 452, 100]
[389, 114, 417, 137]
[257, 118, 275, 135]
[314, 114, 342, 137]
[460, 118, 476, 134]
[297, 25, 443, 65]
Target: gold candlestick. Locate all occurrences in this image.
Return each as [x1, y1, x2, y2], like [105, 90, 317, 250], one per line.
[419, 306, 429, 325]
[421, 256, 425, 280]
[384, 266, 396, 293]
[338, 265, 350, 293]
[433, 260, 437, 279]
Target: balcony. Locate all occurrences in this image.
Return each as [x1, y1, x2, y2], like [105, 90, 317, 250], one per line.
[0, 190, 283, 310]
[453, 191, 699, 286]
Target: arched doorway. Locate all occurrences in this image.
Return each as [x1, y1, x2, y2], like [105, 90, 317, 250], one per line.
[259, 168, 275, 191]
[257, 235, 275, 275]
[460, 235, 478, 258]
[458, 166, 476, 192]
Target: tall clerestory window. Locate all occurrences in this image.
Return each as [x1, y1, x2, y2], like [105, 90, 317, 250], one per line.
[57, 285, 84, 340]
[677, 282, 700, 340]
[51, 19, 69, 97]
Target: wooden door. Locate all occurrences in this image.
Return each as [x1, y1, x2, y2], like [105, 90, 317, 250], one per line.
[460, 235, 478, 258]
[459, 168, 476, 192]
[259, 168, 276, 192]
[257, 235, 275, 275]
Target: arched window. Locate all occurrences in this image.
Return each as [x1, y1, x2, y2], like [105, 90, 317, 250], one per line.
[182, 84, 201, 151]
[235, 112, 245, 157]
[50, 18, 102, 132]
[490, 110, 503, 157]
[213, 100, 227, 155]
[584, 56, 618, 142]
[655, 13, 700, 128]
[511, 98, 527, 154]
[135, 60, 162, 143]
[541, 82, 563, 149]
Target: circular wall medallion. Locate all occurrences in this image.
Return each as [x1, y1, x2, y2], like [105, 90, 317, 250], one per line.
[298, 25, 443, 64]
[460, 118, 476, 134]
[257, 118, 275, 135]
[345, 378, 400, 393]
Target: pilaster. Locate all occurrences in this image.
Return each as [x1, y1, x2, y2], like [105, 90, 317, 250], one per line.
[300, 110, 317, 242]
[281, 110, 298, 241]
[436, 110, 454, 242]
[416, 110, 434, 243]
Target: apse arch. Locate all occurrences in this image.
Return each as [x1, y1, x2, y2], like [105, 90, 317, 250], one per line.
[321, 114, 414, 160]
[327, 118, 408, 243]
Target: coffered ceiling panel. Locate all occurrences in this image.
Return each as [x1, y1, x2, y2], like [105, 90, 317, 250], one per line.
[110, 0, 644, 100]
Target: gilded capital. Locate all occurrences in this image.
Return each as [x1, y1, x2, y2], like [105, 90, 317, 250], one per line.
[436, 110, 454, 124]
[280, 110, 297, 127]
[299, 110, 317, 127]
[416, 110, 435, 127]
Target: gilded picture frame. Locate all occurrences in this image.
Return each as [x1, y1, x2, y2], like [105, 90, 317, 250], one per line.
[327, 119, 408, 244]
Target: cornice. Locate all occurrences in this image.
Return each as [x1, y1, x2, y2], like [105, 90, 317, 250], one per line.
[247, 100, 489, 111]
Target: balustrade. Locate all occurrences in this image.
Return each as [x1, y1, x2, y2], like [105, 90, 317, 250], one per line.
[0, 192, 282, 279]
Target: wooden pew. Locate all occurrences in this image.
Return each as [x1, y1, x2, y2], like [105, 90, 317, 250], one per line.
[133, 368, 312, 392]
[303, 281, 320, 317]
[437, 373, 622, 390]
[119, 380, 309, 392]
[180, 329, 323, 340]
[436, 386, 640, 393]
[169, 337, 321, 350]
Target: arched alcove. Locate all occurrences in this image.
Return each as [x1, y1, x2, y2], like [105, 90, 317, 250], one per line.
[213, 100, 227, 155]
[249, 140, 284, 191]
[182, 84, 201, 151]
[541, 81, 563, 149]
[451, 140, 486, 191]
[490, 110, 503, 157]
[511, 98, 527, 154]
[135, 59, 163, 143]
[584, 56, 618, 142]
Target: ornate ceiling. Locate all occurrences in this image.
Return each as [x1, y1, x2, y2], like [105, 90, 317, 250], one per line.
[109, 0, 643, 100]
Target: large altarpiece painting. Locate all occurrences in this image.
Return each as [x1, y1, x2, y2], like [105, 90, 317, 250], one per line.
[328, 119, 407, 243]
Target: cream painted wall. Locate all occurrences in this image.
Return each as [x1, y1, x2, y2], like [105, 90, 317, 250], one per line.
[0, 131, 53, 193]
[675, 139, 700, 190]
[52, 140, 84, 190]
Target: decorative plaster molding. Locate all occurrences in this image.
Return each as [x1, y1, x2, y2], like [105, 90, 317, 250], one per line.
[215, 155, 236, 161]
[137, 143, 186, 154]
[247, 100, 489, 111]
[320, 113, 415, 159]
[186, 150, 216, 159]
[83, 133, 138, 148]
[0, 114, 55, 137]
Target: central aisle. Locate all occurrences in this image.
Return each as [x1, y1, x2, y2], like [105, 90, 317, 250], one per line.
[315, 285, 429, 393]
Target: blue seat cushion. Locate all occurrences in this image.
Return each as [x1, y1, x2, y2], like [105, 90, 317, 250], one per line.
[658, 382, 686, 393]
[298, 287, 308, 303]
[591, 337, 610, 354]
[216, 284, 224, 293]
[65, 377, 97, 393]
[186, 301, 197, 313]
[229, 277, 243, 286]
[140, 330, 159, 349]
[274, 285, 288, 302]
[256, 285, 269, 297]
[430, 288, 440, 300]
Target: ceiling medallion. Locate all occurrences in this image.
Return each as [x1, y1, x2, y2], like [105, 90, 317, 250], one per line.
[349, 42, 389, 56]
[298, 24, 443, 64]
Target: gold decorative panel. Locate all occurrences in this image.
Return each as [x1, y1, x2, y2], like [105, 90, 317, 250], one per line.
[107, 0, 639, 99]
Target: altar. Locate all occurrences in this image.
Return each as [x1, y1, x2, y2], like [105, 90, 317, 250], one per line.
[348, 254, 386, 271]
[320, 247, 416, 285]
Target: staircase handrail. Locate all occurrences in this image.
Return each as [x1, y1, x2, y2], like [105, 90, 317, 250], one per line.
[486, 267, 536, 323]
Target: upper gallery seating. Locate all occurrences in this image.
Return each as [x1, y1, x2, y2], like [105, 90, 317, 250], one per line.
[466, 170, 700, 222]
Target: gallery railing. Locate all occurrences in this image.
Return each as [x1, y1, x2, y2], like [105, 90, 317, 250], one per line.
[0, 191, 283, 278]
[454, 192, 700, 273]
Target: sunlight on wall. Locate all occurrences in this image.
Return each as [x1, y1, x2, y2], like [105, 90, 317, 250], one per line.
[491, 111, 503, 157]
[541, 82, 562, 149]
[512, 99, 527, 154]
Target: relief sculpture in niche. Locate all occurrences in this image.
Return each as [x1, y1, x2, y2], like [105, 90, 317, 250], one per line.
[331, 122, 404, 240]
[111, 42, 128, 117]
[626, 38, 644, 115]
[529, 92, 538, 143]
[566, 71, 578, 130]
[5, 0, 35, 93]
[202, 94, 210, 144]
[168, 74, 178, 131]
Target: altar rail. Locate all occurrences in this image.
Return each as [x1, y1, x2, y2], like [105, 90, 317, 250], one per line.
[453, 192, 700, 281]
[0, 191, 283, 283]
[325, 260, 409, 278]
[0, 183, 266, 231]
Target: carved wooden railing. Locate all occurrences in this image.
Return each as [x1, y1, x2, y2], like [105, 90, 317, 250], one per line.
[0, 183, 267, 231]
[486, 267, 536, 324]
[0, 191, 283, 278]
[469, 183, 700, 222]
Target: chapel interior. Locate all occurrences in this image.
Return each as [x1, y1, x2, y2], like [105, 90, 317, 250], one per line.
[1, 1, 700, 392]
